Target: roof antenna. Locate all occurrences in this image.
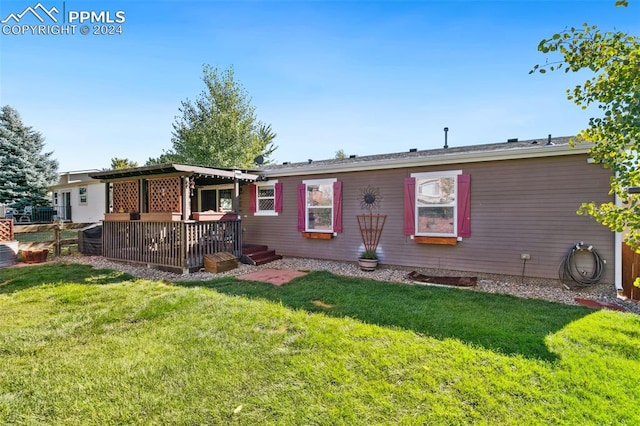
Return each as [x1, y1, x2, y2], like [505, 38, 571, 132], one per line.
[444, 127, 449, 149]
[545, 134, 554, 146]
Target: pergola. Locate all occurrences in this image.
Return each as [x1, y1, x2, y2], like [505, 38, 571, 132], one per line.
[89, 164, 259, 273]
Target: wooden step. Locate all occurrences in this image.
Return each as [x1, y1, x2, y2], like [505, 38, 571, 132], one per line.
[253, 254, 283, 266]
[249, 249, 277, 262]
[241, 244, 282, 266]
[242, 244, 269, 255]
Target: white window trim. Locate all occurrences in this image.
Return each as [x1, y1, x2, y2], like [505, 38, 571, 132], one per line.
[303, 178, 336, 233]
[254, 180, 279, 216]
[411, 170, 461, 237]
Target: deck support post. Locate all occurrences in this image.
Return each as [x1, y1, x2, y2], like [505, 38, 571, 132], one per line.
[182, 177, 192, 221]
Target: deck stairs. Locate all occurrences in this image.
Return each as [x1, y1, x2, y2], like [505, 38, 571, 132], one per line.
[241, 244, 283, 266]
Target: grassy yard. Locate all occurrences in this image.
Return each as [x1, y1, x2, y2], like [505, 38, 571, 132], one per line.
[0, 263, 639, 424]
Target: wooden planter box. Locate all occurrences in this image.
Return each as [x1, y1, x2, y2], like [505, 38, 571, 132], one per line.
[192, 212, 237, 221]
[104, 213, 138, 221]
[21, 248, 49, 264]
[204, 252, 238, 273]
[302, 232, 333, 240]
[140, 212, 182, 222]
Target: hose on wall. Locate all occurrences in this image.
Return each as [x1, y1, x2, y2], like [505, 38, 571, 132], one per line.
[559, 242, 606, 287]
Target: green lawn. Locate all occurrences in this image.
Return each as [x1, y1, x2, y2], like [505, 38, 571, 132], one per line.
[1, 263, 639, 425]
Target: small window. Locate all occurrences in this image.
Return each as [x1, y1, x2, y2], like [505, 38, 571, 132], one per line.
[78, 186, 88, 205]
[251, 181, 281, 216]
[257, 185, 275, 211]
[218, 188, 233, 212]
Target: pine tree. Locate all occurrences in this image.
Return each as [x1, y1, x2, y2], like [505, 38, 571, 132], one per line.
[0, 106, 58, 208]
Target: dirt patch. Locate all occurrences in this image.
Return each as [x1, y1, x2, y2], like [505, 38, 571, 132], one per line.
[236, 269, 307, 286]
[406, 271, 477, 287]
[312, 300, 334, 309]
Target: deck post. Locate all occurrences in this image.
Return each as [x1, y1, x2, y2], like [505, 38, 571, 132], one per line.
[104, 182, 111, 214]
[233, 170, 241, 214]
[182, 177, 191, 221]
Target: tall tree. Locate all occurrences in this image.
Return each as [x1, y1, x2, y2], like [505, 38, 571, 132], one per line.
[110, 157, 139, 170]
[531, 1, 640, 248]
[147, 65, 277, 168]
[0, 106, 58, 208]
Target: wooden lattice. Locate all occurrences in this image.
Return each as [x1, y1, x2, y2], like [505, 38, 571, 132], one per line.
[148, 177, 182, 213]
[357, 214, 387, 253]
[0, 219, 14, 242]
[113, 181, 139, 213]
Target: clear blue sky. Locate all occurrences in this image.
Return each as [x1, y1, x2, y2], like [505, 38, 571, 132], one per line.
[1, 0, 638, 172]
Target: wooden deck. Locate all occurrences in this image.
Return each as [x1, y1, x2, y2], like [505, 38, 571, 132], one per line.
[102, 219, 242, 273]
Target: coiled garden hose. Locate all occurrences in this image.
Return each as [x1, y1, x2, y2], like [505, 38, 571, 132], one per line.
[558, 242, 606, 287]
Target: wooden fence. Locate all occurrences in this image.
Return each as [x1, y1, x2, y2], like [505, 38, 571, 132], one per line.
[102, 219, 242, 273]
[13, 222, 95, 255]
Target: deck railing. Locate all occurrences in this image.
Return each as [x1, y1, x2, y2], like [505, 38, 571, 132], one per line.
[102, 219, 242, 273]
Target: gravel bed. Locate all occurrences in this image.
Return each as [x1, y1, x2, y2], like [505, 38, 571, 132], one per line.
[59, 255, 640, 314]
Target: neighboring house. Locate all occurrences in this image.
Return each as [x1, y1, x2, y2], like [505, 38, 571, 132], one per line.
[241, 136, 618, 286]
[49, 170, 105, 223]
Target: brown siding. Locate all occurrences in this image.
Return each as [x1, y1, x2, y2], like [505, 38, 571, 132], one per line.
[241, 154, 614, 282]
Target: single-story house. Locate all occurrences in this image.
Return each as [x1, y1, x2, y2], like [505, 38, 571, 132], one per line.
[49, 170, 106, 223]
[241, 136, 622, 288]
[88, 136, 639, 298]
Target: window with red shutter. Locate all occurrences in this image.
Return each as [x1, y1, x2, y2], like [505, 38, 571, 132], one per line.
[404, 172, 470, 239]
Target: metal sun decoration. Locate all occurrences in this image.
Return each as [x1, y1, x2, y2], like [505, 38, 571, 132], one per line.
[359, 185, 382, 212]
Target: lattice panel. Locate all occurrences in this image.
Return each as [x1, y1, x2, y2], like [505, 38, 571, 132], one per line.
[113, 180, 139, 213]
[0, 219, 14, 242]
[148, 177, 182, 213]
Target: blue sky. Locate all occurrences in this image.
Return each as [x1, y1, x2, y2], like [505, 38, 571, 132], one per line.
[1, 0, 638, 172]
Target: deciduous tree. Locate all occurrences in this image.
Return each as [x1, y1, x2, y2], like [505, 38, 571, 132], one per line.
[110, 157, 139, 170]
[532, 1, 640, 248]
[147, 65, 277, 168]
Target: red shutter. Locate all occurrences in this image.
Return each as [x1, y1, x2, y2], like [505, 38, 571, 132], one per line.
[249, 184, 256, 213]
[275, 182, 283, 213]
[457, 174, 471, 238]
[333, 181, 343, 233]
[404, 177, 416, 235]
[297, 183, 306, 232]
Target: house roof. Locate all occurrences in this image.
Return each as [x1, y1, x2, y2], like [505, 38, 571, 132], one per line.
[51, 169, 102, 188]
[89, 163, 260, 182]
[261, 136, 590, 177]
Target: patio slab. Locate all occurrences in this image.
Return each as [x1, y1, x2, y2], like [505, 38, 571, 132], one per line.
[236, 269, 307, 286]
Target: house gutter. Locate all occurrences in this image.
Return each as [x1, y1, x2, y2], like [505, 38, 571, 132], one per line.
[260, 143, 593, 177]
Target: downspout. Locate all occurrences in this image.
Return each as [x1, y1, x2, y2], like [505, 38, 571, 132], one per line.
[615, 189, 623, 292]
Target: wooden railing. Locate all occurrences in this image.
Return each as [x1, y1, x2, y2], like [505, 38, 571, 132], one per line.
[102, 219, 242, 273]
[14, 222, 95, 255]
